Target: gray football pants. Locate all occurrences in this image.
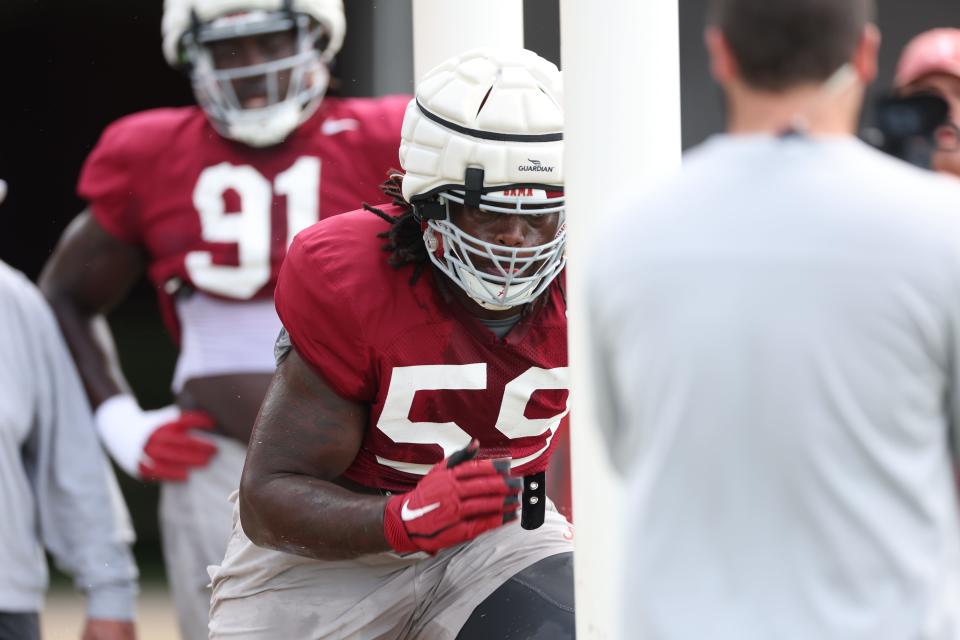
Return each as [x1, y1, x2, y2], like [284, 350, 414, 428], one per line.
[208, 498, 575, 639]
[159, 433, 247, 640]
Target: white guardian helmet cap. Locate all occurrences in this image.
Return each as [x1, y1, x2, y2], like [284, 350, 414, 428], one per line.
[399, 48, 565, 310]
[163, 0, 345, 147]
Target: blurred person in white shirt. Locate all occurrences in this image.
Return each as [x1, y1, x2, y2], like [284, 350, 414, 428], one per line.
[590, 1, 960, 638]
[0, 180, 137, 640]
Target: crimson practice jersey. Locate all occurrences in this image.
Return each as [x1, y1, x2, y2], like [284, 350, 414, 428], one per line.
[275, 207, 570, 491]
[77, 96, 409, 340]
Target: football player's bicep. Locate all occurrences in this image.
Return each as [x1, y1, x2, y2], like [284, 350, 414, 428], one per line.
[40, 210, 145, 314]
[244, 346, 368, 484]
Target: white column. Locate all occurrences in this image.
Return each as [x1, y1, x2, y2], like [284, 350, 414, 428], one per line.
[371, 0, 414, 95]
[560, 1, 682, 638]
[411, 0, 524, 84]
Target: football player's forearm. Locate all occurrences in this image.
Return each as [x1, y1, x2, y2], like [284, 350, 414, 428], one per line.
[44, 305, 129, 407]
[239, 473, 391, 560]
[239, 349, 386, 559]
[40, 212, 144, 408]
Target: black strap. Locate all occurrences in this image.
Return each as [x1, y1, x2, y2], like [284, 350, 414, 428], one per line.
[413, 200, 445, 221]
[463, 168, 484, 209]
[189, 8, 202, 44]
[521, 471, 546, 530]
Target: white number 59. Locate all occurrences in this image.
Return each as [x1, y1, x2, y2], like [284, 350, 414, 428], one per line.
[376, 364, 570, 475]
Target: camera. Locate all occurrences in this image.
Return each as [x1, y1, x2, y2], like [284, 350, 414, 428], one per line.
[863, 93, 949, 169]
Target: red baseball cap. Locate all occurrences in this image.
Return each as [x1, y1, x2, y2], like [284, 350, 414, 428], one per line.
[895, 28, 960, 88]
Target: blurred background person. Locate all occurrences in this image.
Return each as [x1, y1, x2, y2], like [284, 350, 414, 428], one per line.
[0, 179, 139, 640]
[894, 28, 960, 178]
[590, 0, 960, 638]
[38, 1, 407, 637]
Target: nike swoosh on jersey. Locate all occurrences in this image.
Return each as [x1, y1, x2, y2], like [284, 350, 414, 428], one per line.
[321, 118, 360, 136]
[401, 499, 441, 521]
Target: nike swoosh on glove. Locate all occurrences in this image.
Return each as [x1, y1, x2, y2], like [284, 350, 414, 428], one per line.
[383, 440, 522, 555]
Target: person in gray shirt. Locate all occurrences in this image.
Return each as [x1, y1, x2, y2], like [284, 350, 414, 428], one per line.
[0, 182, 138, 640]
[590, 1, 960, 639]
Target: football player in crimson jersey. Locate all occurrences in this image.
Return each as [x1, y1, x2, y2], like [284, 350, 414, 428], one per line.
[894, 29, 960, 178]
[207, 48, 575, 639]
[38, 1, 407, 638]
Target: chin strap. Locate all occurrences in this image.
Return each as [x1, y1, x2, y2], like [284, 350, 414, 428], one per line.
[414, 200, 446, 221]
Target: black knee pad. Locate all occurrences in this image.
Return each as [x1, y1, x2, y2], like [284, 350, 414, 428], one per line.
[456, 552, 575, 640]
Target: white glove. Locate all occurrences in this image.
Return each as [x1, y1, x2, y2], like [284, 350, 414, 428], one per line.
[94, 394, 218, 481]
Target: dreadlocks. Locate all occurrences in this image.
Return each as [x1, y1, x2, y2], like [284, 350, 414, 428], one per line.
[363, 171, 430, 285]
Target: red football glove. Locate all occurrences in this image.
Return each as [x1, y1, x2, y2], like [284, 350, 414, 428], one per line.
[383, 440, 522, 555]
[138, 411, 218, 482]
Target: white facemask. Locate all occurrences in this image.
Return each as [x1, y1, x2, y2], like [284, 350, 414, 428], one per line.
[185, 11, 329, 147]
[422, 191, 566, 310]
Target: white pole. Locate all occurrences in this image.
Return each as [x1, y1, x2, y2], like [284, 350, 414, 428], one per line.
[370, 1, 414, 95]
[411, 0, 524, 85]
[560, 1, 682, 638]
